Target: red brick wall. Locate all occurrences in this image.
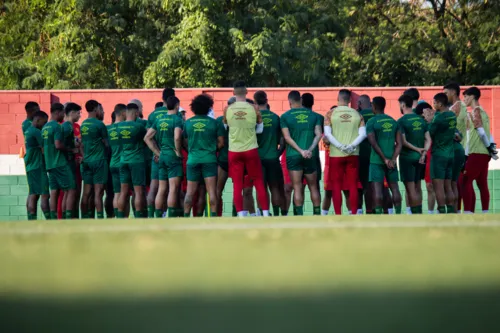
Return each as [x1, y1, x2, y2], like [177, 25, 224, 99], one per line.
[1, 87, 499, 154]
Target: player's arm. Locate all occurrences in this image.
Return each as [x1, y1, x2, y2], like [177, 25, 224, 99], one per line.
[277, 120, 286, 156]
[54, 125, 66, 151]
[101, 123, 110, 150]
[281, 127, 307, 158]
[401, 133, 424, 154]
[306, 124, 322, 157]
[255, 106, 263, 134]
[144, 128, 160, 157]
[222, 106, 228, 129]
[174, 128, 183, 158]
[347, 118, 367, 150]
[216, 121, 225, 150]
[392, 129, 403, 162]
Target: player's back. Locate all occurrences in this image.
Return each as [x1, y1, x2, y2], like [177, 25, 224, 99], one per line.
[366, 114, 398, 164]
[328, 106, 362, 157]
[61, 121, 75, 161]
[226, 101, 258, 153]
[107, 123, 122, 169]
[22, 119, 32, 138]
[147, 106, 169, 129]
[430, 110, 456, 158]
[184, 115, 221, 164]
[398, 113, 427, 160]
[81, 117, 107, 162]
[281, 107, 318, 157]
[117, 121, 146, 164]
[154, 114, 182, 157]
[257, 109, 281, 161]
[42, 120, 67, 170]
[24, 126, 43, 172]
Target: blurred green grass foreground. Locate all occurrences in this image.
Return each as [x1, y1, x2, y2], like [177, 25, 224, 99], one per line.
[0, 215, 499, 332]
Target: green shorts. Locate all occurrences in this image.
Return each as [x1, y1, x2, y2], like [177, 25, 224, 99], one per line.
[48, 164, 76, 191]
[159, 155, 183, 180]
[369, 163, 399, 183]
[68, 159, 77, 177]
[358, 155, 370, 187]
[151, 159, 160, 181]
[286, 155, 318, 175]
[120, 162, 146, 187]
[430, 154, 454, 180]
[27, 168, 49, 195]
[399, 157, 425, 183]
[262, 158, 284, 185]
[187, 163, 218, 182]
[452, 149, 466, 182]
[218, 160, 229, 173]
[81, 160, 108, 185]
[110, 167, 122, 193]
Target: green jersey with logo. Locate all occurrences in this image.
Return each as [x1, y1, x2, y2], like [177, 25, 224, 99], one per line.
[136, 118, 152, 163]
[397, 114, 428, 161]
[107, 123, 123, 168]
[366, 114, 399, 165]
[147, 107, 170, 129]
[359, 108, 375, 159]
[184, 115, 225, 165]
[117, 121, 147, 164]
[22, 119, 32, 137]
[216, 116, 229, 163]
[42, 120, 67, 170]
[61, 121, 75, 161]
[257, 109, 281, 160]
[429, 110, 456, 158]
[152, 114, 183, 158]
[81, 118, 108, 162]
[24, 126, 44, 172]
[280, 108, 319, 158]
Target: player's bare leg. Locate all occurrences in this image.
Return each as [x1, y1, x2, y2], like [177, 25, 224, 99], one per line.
[389, 182, 402, 214]
[451, 180, 459, 211]
[117, 184, 130, 218]
[269, 180, 284, 216]
[304, 172, 321, 215]
[147, 179, 159, 218]
[372, 182, 384, 214]
[155, 180, 168, 218]
[432, 179, 447, 214]
[243, 187, 256, 215]
[283, 183, 293, 215]
[184, 181, 199, 217]
[40, 194, 50, 219]
[322, 190, 332, 215]
[93, 184, 105, 219]
[167, 177, 181, 217]
[204, 176, 218, 217]
[404, 181, 420, 214]
[80, 184, 93, 218]
[444, 179, 456, 213]
[216, 167, 228, 216]
[65, 189, 77, 219]
[383, 186, 393, 214]
[289, 170, 306, 215]
[426, 182, 436, 214]
[27, 194, 39, 220]
[132, 186, 146, 217]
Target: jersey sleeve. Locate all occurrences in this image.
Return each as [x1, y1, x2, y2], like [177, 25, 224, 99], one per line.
[216, 120, 225, 137]
[35, 130, 43, 147]
[324, 110, 333, 126]
[147, 114, 153, 129]
[397, 119, 406, 135]
[280, 114, 289, 129]
[366, 118, 375, 135]
[54, 124, 63, 141]
[428, 114, 440, 136]
[174, 117, 183, 129]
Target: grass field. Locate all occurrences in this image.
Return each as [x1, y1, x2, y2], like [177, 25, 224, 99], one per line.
[1, 215, 500, 332]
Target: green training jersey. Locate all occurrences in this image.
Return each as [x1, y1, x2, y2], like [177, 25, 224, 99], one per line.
[81, 117, 108, 162]
[280, 108, 319, 158]
[366, 114, 399, 165]
[147, 107, 170, 129]
[117, 120, 147, 164]
[184, 115, 225, 165]
[136, 118, 152, 163]
[312, 111, 324, 158]
[42, 120, 67, 170]
[398, 113, 428, 161]
[61, 121, 75, 161]
[151, 114, 183, 158]
[359, 108, 375, 159]
[24, 126, 44, 172]
[429, 110, 456, 158]
[22, 119, 32, 137]
[107, 123, 123, 168]
[257, 109, 281, 160]
[468, 106, 490, 155]
[216, 116, 229, 163]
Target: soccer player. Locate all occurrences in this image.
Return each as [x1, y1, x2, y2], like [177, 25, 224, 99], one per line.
[22, 102, 41, 134]
[155, 102, 164, 109]
[117, 103, 147, 218]
[184, 94, 224, 217]
[281, 90, 322, 216]
[107, 104, 127, 217]
[357, 95, 375, 213]
[80, 100, 109, 219]
[144, 96, 184, 218]
[24, 111, 49, 220]
[302, 93, 324, 192]
[255, 91, 286, 216]
[404, 88, 420, 111]
[323, 89, 366, 215]
[423, 93, 457, 214]
[366, 97, 402, 214]
[397, 94, 431, 214]
[224, 81, 269, 217]
[216, 97, 234, 217]
[43, 103, 77, 219]
[146, 89, 175, 218]
[61, 103, 82, 218]
[462, 87, 496, 213]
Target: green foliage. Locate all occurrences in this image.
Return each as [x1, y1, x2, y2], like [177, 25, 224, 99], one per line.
[1, 0, 500, 88]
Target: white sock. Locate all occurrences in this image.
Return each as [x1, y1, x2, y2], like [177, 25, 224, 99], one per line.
[262, 210, 270, 217]
[406, 207, 412, 214]
[388, 208, 394, 214]
[237, 211, 249, 217]
[256, 209, 262, 216]
[250, 213, 256, 217]
[356, 209, 363, 215]
[321, 210, 329, 216]
[428, 210, 435, 214]
[464, 211, 473, 214]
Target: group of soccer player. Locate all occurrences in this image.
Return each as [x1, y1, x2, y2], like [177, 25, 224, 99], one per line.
[21, 82, 496, 220]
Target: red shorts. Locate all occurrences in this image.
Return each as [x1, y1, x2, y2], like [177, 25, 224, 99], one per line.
[342, 177, 363, 191]
[281, 156, 307, 185]
[425, 149, 432, 184]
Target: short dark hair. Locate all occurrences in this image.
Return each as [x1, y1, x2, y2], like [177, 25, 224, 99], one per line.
[64, 102, 81, 115]
[111, 111, 116, 124]
[444, 82, 460, 96]
[288, 90, 301, 103]
[463, 87, 481, 100]
[253, 91, 268, 106]
[338, 89, 351, 103]
[302, 93, 314, 109]
[162, 88, 175, 101]
[372, 96, 386, 112]
[233, 80, 246, 89]
[50, 103, 64, 114]
[25, 101, 39, 114]
[166, 96, 180, 110]
[246, 98, 255, 105]
[113, 103, 127, 115]
[404, 88, 420, 101]
[33, 110, 48, 120]
[190, 94, 214, 116]
[433, 93, 448, 106]
[85, 100, 99, 112]
[127, 103, 139, 111]
[415, 102, 432, 116]
[155, 102, 164, 109]
[398, 94, 413, 109]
